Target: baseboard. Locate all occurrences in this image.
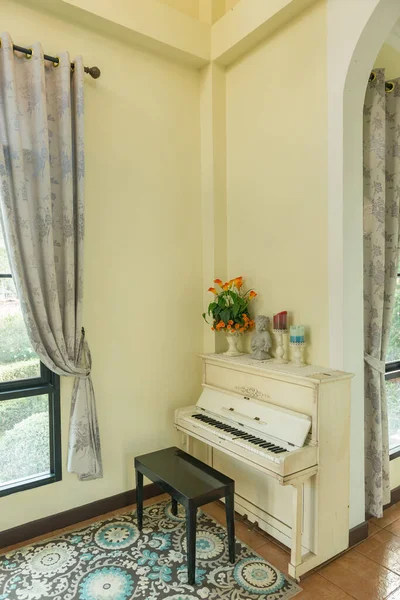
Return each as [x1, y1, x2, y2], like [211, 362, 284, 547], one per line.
[348, 520, 368, 547]
[350, 484, 400, 548]
[387, 484, 400, 508]
[0, 482, 162, 550]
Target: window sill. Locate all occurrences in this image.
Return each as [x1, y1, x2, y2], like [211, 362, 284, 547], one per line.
[390, 447, 400, 461]
[0, 471, 61, 498]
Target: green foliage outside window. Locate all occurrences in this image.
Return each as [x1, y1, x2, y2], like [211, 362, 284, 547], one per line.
[0, 313, 37, 366]
[387, 276, 400, 450]
[0, 412, 50, 485]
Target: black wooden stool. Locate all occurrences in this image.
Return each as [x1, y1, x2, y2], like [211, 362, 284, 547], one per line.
[134, 446, 235, 585]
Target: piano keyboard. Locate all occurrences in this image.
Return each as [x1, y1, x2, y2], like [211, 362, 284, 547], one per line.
[191, 413, 288, 454]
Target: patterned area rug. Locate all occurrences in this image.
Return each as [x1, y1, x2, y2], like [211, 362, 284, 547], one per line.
[0, 500, 301, 599]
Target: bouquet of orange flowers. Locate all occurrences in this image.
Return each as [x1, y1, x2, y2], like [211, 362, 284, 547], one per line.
[203, 276, 257, 333]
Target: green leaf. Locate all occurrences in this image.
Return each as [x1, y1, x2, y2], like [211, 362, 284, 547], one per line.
[221, 310, 230, 324]
[208, 302, 217, 316]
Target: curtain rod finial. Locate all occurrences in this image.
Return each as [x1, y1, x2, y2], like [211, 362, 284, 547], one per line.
[84, 66, 101, 79]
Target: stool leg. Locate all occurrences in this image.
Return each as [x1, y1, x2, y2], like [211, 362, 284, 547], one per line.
[225, 493, 236, 563]
[186, 506, 197, 585]
[136, 470, 143, 531]
[171, 497, 178, 516]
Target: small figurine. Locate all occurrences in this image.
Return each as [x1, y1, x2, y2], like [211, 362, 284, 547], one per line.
[251, 315, 272, 360]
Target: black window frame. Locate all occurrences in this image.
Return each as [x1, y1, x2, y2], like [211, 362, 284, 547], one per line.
[0, 273, 61, 497]
[385, 270, 400, 461]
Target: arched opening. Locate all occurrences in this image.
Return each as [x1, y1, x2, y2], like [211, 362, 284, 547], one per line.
[328, 0, 400, 527]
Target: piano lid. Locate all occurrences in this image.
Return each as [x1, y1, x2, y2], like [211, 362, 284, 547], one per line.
[197, 387, 311, 448]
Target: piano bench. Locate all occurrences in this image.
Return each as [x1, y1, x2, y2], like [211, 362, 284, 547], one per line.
[134, 446, 236, 585]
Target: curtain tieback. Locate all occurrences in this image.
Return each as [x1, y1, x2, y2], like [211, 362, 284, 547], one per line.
[75, 327, 92, 379]
[364, 353, 385, 374]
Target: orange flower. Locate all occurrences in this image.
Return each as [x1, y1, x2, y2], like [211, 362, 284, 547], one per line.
[234, 276, 243, 289]
[243, 313, 249, 321]
[228, 320, 233, 325]
[222, 282, 229, 291]
[214, 278, 223, 286]
[249, 291, 257, 299]
[227, 324, 232, 329]
[211, 327, 215, 331]
[208, 287, 217, 294]
[235, 323, 240, 329]
[239, 327, 244, 333]
[216, 320, 225, 330]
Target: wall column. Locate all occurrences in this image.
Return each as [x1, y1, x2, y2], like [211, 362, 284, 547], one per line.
[200, 62, 227, 353]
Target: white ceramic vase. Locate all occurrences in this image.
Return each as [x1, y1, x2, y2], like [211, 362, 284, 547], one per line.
[224, 331, 243, 357]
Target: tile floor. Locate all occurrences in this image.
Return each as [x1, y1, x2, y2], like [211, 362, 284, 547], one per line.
[2, 494, 400, 599]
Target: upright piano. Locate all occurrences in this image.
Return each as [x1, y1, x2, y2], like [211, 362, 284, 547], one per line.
[174, 353, 353, 580]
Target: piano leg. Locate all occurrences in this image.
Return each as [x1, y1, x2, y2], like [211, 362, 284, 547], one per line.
[207, 445, 213, 467]
[289, 483, 303, 579]
[183, 433, 193, 454]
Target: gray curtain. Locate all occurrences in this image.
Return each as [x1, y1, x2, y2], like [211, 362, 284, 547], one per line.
[0, 33, 102, 480]
[363, 69, 400, 517]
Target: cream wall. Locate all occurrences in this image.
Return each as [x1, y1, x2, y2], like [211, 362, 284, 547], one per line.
[375, 43, 400, 79]
[1, 0, 203, 531]
[225, 0, 328, 365]
[156, 0, 239, 23]
[158, 0, 199, 20]
[224, 0, 241, 13]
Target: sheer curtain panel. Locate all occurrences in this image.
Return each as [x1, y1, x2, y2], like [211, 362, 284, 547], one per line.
[0, 32, 102, 481]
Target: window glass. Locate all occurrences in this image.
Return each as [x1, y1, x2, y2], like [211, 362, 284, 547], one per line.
[387, 277, 400, 363]
[386, 378, 400, 451]
[0, 227, 40, 382]
[386, 261, 400, 452]
[0, 394, 50, 487]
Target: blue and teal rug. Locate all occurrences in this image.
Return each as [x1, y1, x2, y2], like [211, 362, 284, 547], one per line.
[0, 500, 301, 599]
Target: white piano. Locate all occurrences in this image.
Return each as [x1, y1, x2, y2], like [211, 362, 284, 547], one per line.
[175, 353, 353, 581]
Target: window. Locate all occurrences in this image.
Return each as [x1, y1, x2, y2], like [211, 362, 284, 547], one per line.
[386, 264, 400, 458]
[0, 227, 61, 496]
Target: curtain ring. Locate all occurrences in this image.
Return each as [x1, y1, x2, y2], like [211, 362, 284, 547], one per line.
[369, 71, 376, 83]
[53, 56, 60, 68]
[386, 81, 395, 93]
[25, 48, 33, 59]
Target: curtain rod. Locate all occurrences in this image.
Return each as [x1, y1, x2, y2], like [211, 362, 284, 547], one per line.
[10, 43, 101, 79]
